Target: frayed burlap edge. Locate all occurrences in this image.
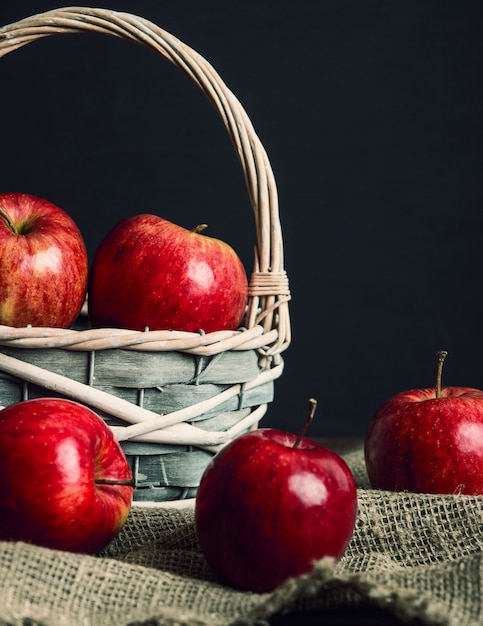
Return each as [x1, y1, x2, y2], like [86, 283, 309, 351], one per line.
[0, 446, 482, 626]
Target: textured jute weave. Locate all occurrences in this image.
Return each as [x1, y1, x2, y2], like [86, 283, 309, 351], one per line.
[0, 446, 482, 626]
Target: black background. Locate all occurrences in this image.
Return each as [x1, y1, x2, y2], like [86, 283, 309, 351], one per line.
[1, 1, 483, 437]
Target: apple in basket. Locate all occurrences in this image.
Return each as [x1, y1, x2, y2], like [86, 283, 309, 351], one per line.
[365, 351, 483, 494]
[195, 400, 358, 592]
[88, 214, 249, 333]
[0, 398, 134, 553]
[0, 192, 88, 328]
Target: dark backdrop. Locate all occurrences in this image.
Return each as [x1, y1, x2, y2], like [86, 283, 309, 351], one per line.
[1, 1, 483, 437]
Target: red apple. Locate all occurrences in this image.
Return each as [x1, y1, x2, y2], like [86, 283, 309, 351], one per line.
[195, 400, 358, 592]
[365, 351, 483, 494]
[0, 192, 88, 328]
[0, 397, 134, 553]
[88, 214, 249, 333]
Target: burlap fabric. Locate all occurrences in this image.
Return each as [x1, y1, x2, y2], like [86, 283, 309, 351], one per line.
[0, 445, 482, 626]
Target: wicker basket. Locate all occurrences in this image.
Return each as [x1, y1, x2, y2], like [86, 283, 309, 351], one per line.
[0, 7, 291, 505]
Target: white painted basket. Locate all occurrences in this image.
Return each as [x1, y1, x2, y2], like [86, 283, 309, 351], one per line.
[0, 7, 291, 504]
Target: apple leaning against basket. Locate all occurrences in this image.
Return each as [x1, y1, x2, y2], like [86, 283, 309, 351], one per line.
[0, 398, 134, 553]
[195, 399, 358, 593]
[365, 350, 483, 495]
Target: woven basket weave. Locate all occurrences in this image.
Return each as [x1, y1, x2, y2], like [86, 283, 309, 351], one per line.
[0, 7, 290, 504]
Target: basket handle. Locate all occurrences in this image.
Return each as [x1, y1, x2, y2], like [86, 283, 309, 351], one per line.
[0, 7, 291, 356]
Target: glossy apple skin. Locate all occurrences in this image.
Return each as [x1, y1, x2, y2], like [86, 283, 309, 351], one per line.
[0, 398, 133, 553]
[88, 214, 249, 333]
[195, 428, 358, 592]
[365, 386, 483, 494]
[0, 192, 88, 328]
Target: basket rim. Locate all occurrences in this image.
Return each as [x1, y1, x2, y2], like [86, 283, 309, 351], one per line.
[0, 6, 291, 357]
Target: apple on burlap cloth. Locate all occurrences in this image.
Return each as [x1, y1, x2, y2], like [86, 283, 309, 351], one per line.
[0, 445, 481, 626]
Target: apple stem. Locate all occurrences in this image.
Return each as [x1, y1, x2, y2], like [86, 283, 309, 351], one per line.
[192, 224, 208, 234]
[293, 398, 317, 448]
[0, 205, 18, 235]
[95, 477, 136, 488]
[435, 350, 448, 399]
